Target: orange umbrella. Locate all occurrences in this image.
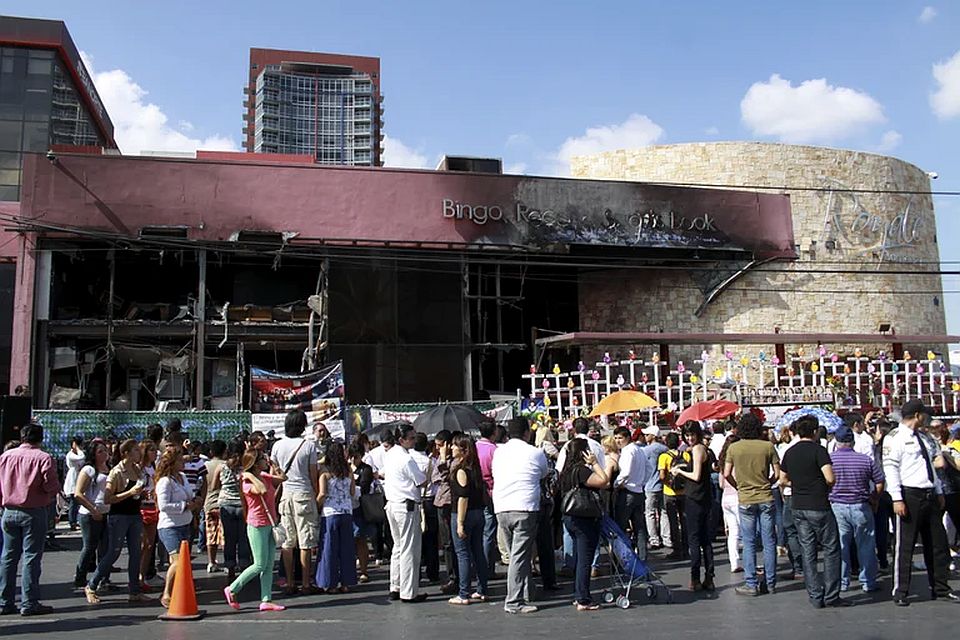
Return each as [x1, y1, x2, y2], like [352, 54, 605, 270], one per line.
[588, 390, 659, 417]
[676, 400, 740, 424]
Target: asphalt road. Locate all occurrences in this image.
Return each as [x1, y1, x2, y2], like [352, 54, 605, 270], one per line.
[1, 524, 957, 640]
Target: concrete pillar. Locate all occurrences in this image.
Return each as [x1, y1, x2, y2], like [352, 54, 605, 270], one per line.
[9, 233, 36, 397]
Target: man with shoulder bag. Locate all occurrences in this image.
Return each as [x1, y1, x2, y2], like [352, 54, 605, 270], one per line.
[269, 410, 320, 596]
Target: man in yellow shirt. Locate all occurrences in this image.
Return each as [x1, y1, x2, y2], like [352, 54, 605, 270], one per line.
[658, 433, 690, 560]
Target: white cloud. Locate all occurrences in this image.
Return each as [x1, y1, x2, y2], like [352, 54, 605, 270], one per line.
[931, 49, 960, 119]
[705, 126, 720, 136]
[177, 120, 195, 133]
[504, 162, 528, 174]
[381, 135, 430, 168]
[918, 6, 938, 23]
[81, 52, 237, 155]
[506, 133, 532, 147]
[740, 74, 885, 144]
[551, 113, 664, 175]
[877, 130, 902, 152]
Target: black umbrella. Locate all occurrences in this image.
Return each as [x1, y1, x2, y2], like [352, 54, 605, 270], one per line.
[412, 404, 486, 437]
[361, 420, 411, 440]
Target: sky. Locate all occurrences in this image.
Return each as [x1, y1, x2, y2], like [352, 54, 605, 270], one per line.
[5, 0, 960, 337]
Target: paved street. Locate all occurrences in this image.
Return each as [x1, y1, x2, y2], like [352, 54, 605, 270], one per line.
[2, 524, 957, 640]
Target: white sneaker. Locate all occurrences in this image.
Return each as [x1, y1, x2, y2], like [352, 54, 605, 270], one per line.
[207, 563, 224, 574]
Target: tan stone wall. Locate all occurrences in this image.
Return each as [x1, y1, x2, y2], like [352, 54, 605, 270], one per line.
[571, 143, 947, 363]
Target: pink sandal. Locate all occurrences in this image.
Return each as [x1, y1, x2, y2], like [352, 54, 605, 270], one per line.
[259, 601, 286, 612]
[224, 587, 240, 610]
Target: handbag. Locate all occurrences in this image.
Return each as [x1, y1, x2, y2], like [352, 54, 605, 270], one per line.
[561, 483, 603, 519]
[259, 492, 286, 546]
[360, 490, 387, 524]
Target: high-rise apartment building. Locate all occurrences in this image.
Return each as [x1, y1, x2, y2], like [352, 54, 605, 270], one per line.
[0, 16, 117, 201]
[243, 48, 382, 166]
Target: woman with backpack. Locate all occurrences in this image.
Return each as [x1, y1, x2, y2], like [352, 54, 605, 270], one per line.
[560, 438, 609, 611]
[657, 432, 690, 559]
[670, 422, 716, 592]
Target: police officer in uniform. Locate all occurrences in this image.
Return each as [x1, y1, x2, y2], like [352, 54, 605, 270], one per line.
[882, 399, 957, 606]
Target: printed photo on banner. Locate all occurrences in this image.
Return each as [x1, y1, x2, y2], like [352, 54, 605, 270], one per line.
[251, 411, 345, 440]
[250, 361, 344, 413]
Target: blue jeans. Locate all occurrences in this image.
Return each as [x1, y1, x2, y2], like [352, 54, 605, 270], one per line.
[793, 508, 841, 605]
[831, 502, 878, 590]
[563, 523, 601, 569]
[563, 515, 600, 605]
[613, 490, 648, 561]
[220, 504, 250, 570]
[772, 488, 786, 547]
[89, 514, 143, 594]
[75, 513, 108, 584]
[781, 495, 804, 575]
[0, 507, 47, 612]
[451, 509, 487, 599]
[738, 501, 777, 589]
[482, 505, 498, 575]
[67, 497, 80, 529]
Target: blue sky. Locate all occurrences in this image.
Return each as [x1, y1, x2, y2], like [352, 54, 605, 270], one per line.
[6, 0, 960, 337]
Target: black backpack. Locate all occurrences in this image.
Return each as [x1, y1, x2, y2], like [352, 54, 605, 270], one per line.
[664, 451, 688, 492]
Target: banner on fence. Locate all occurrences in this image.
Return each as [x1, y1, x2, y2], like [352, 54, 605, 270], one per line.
[368, 402, 514, 425]
[251, 361, 345, 438]
[33, 410, 251, 458]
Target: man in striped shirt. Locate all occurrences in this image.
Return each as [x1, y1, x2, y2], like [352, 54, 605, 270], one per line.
[829, 425, 885, 593]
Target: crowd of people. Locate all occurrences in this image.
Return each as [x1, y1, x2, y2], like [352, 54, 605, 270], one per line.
[1, 399, 959, 617]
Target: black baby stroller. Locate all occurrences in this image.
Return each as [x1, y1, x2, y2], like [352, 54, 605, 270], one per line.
[599, 516, 672, 608]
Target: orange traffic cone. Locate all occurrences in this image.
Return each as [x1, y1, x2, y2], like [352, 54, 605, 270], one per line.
[158, 540, 206, 621]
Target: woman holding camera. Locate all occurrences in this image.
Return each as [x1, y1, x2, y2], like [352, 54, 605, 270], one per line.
[84, 439, 151, 604]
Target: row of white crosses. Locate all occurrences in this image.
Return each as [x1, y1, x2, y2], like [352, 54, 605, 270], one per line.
[520, 351, 709, 421]
[520, 347, 960, 419]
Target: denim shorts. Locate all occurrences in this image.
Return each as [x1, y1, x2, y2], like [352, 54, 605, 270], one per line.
[157, 524, 192, 554]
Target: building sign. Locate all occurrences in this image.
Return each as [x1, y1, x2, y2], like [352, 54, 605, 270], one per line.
[820, 179, 932, 264]
[437, 177, 794, 256]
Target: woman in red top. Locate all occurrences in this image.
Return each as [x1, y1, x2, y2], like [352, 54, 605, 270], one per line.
[223, 451, 286, 612]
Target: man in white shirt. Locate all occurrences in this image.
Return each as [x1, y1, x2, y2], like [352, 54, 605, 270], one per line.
[827, 414, 875, 461]
[882, 400, 955, 606]
[363, 427, 396, 478]
[383, 425, 427, 603]
[491, 418, 548, 614]
[270, 410, 320, 594]
[556, 417, 605, 473]
[613, 426, 652, 559]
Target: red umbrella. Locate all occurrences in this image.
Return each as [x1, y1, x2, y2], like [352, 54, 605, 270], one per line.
[676, 400, 740, 424]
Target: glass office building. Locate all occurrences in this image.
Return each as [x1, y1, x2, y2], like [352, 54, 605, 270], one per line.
[0, 17, 116, 201]
[245, 49, 382, 167]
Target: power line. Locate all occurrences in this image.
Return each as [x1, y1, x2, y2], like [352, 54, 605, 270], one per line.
[3, 213, 958, 279]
